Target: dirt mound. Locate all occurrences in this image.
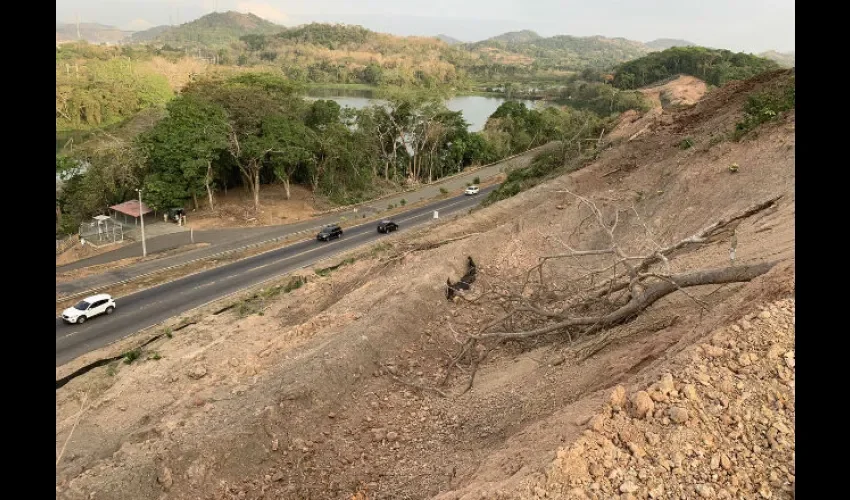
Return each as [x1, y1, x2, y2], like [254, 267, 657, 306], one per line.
[56, 70, 795, 500]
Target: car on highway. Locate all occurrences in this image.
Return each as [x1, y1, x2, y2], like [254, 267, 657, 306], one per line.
[316, 224, 343, 241]
[61, 293, 117, 324]
[464, 185, 480, 195]
[377, 220, 399, 233]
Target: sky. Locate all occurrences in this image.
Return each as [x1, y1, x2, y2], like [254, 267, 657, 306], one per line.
[55, 0, 795, 53]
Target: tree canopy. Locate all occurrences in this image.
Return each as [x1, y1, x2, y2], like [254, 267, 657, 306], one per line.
[612, 47, 780, 89]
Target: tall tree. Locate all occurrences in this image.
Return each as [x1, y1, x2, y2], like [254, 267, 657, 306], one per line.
[185, 75, 303, 211]
[139, 94, 229, 210]
[261, 116, 317, 200]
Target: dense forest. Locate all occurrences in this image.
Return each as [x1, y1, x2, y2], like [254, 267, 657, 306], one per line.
[611, 46, 780, 89]
[56, 73, 608, 235]
[466, 33, 651, 82]
[550, 79, 651, 116]
[233, 23, 466, 87]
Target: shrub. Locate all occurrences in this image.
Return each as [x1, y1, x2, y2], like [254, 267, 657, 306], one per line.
[484, 151, 564, 206]
[123, 348, 141, 364]
[733, 75, 795, 141]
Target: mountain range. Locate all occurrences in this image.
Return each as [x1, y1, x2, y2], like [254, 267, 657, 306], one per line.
[56, 11, 793, 66]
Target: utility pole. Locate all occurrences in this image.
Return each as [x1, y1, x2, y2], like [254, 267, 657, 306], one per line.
[137, 189, 147, 257]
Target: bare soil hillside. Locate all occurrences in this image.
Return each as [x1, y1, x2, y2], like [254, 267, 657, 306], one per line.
[55, 69, 794, 500]
[607, 74, 708, 144]
[640, 75, 708, 110]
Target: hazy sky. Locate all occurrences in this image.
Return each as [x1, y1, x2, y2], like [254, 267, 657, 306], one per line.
[56, 0, 795, 53]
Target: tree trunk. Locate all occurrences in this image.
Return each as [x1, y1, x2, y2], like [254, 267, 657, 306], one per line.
[253, 169, 260, 212]
[205, 161, 215, 211]
[239, 159, 261, 212]
[478, 262, 778, 341]
[192, 192, 198, 210]
[283, 178, 291, 200]
[389, 140, 398, 181]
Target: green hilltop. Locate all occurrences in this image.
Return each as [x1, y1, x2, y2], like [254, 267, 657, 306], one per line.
[130, 11, 284, 48]
[611, 46, 781, 89]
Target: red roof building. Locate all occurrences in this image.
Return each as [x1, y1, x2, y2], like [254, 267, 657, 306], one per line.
[109, 200, 153, 225]
[109, 200, 153, 218]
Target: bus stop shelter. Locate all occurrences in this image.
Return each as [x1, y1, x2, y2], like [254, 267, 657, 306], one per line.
[109, 199, 153, 227]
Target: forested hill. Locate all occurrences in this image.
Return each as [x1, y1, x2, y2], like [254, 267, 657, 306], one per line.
[611, 46, 780, 89]
[130, 11, 283, 48]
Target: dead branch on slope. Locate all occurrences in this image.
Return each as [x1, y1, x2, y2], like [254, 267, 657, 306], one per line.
[442, 192, 782, 394]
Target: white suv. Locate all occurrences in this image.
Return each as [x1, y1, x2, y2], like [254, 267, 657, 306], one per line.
[62, 293, 117, 324]
[464, 185, 480, 195]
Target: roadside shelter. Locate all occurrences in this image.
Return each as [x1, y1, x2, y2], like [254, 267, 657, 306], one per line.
[109, 199, 154, 227]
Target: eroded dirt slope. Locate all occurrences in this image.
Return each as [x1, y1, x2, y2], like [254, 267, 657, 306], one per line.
[56, 69, 795, 500]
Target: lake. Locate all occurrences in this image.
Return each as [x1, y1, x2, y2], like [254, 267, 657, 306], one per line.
[56, 89, 544, 154]
[303, 87, 542, 132]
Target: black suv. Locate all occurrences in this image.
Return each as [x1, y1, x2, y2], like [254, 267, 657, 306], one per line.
[317, 224, 343, 241]
[377, 220, 399, 233]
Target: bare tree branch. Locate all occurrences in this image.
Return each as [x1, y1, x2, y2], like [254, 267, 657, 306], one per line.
[475, 262, 775, 341]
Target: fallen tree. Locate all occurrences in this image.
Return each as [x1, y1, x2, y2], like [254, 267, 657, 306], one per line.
[439, 191, 783, 395]
[476, 262, 775, 342]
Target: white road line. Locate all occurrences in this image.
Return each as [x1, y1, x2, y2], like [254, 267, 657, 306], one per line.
[58, 330, 80, 340]
[55, 193, 487, 324]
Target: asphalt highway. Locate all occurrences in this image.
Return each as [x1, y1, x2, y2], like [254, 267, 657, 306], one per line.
[55, 186, 496, 367]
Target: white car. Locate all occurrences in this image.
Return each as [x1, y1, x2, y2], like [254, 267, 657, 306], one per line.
[464, 185, 480, 195]
[61, 293, 117, 324]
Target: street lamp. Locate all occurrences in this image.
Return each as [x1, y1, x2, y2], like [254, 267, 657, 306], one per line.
[136, 188, 147, 257]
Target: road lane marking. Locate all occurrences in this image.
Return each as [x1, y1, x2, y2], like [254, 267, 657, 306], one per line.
[54, 191, 490, 333]
[56, 188, 493, 315]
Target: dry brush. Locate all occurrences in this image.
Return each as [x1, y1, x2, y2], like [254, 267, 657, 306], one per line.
[438, 192, 782, 395]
